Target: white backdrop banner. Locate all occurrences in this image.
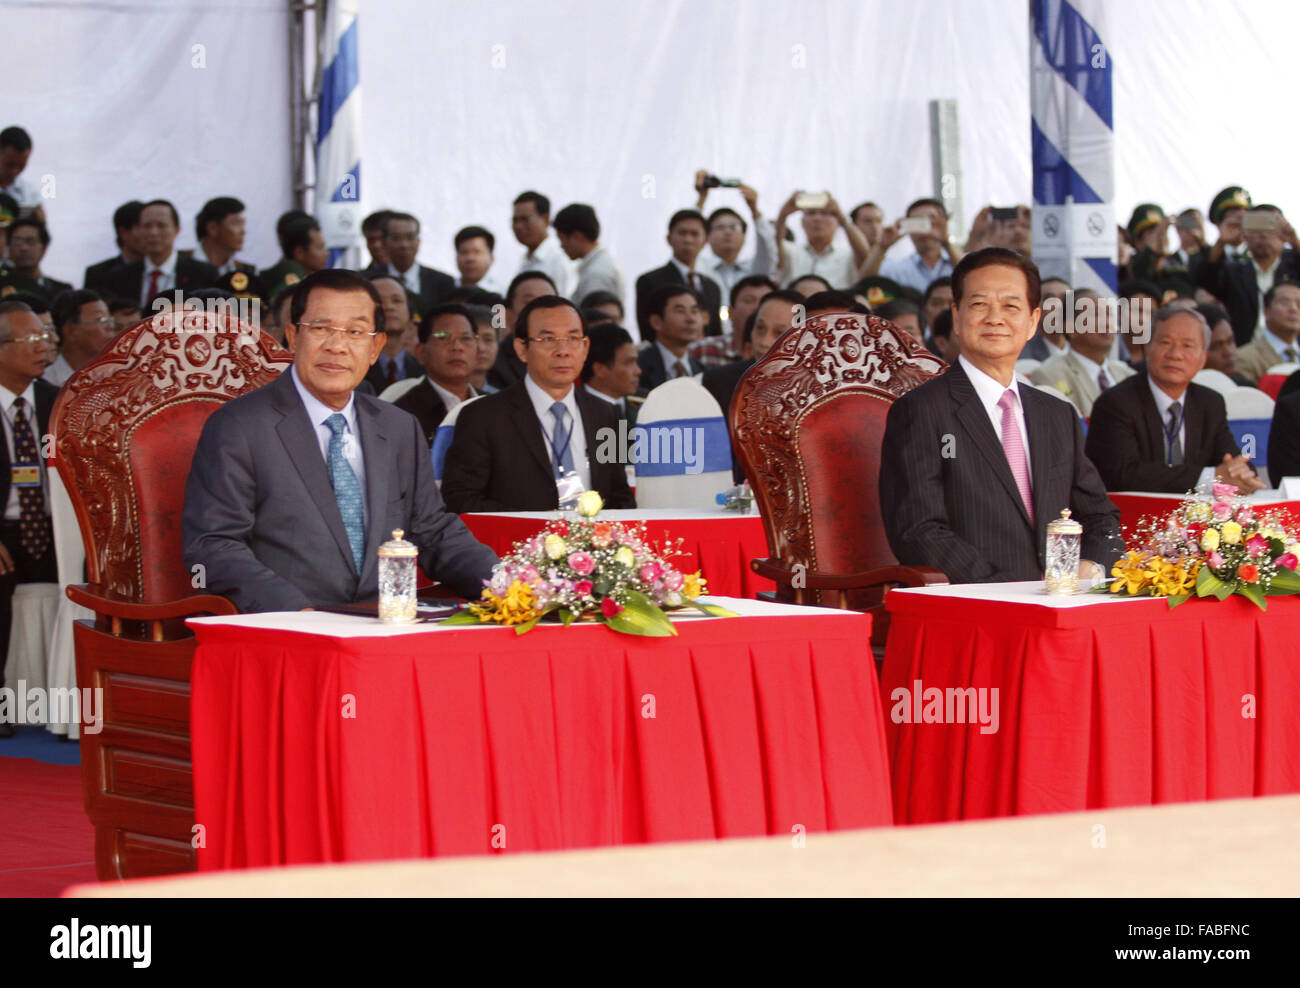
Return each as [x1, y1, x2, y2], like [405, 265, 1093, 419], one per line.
[3, 0, 1297, 292]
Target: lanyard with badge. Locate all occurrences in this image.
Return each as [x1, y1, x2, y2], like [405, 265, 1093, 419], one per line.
[543, 406, 584, 507]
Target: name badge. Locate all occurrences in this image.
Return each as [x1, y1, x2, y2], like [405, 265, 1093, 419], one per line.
[11, 463, 39, 488]
[556, 471, 584, 508]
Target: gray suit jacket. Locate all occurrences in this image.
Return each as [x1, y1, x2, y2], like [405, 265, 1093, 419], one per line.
[182, 369, 498, 612]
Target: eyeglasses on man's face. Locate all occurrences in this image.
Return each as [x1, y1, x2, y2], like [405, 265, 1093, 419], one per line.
[0, 332, 57, 346]
[295, 321, 378, 345]
[526, 334, 585, 350]
[429, 331, 476, 346]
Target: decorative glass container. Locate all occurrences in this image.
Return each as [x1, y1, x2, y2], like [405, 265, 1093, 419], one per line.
[1045, 509, 1083, 595]
[378, 529, 418, 623]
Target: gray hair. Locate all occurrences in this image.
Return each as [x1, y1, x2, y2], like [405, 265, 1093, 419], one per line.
[1151, 304, 1211, 349]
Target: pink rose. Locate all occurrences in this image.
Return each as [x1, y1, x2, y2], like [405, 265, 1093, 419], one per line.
[567, 551, 595, 576]
[519, 565, 540, 583]
[1211, 501, 1233, 521]
[1247, 535, 1270, 558]
[1207, 550, 1224, 569]
[574, 579, 594, 596]
[601, 597, 623, 618]
[1278, 553, 1299, 571]
[1236, 506, 1256, 525]
[662, 569, 684, 591]
[638, 561, 662, 583]
[1212, 483, 1237, 501]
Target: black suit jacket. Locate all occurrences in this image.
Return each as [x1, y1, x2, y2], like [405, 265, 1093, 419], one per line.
[486, 338, 527, 391]
[1267, 391, 1300, 485]
[441, 380, 636, 512]
[392, 377, 448, 447]
[103, 256, 221, 303]
[182, 369, 497, 611]
[634, 261, 723, 343]
[1085, 372, 1240, 493]
[392, 265, 455, 317]
[364, 352, 422, 397]
[0, 379, 58, 539]
[638, 345, 704, 393]
[84, 255, 124, 294]
[178, 249, 256, 275]
[702, 357, 753, 483]
[1196, 249, 1300, 345]
[880, 361, 1123, 584]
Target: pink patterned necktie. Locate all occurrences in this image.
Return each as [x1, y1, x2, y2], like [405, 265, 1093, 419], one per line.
[998, 389, 1034, 523]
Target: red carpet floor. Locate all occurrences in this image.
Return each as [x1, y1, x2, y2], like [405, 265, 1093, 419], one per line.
[0, 754, 97, 897]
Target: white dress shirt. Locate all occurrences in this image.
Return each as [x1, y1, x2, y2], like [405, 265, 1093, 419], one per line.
[142, 251, 178, 305]
[387, 262, 421, 298]
[524, 373, 590, 491]
[697, 216, 779, 300]
[1147, 377, 1216, 489]
[518, 234, 572, 298]
[42, 354, 75, 388]
[1253, 256, 1280, 335]
[960, 355, 1032, 475]
[0, 174, 40, 214]
[458, 270, 505, 296]
[655, 341, 693, 381]
[584, 383, 629, 417]
[571, 244, 627, 313]
[0, 380, 46, 521]
[1262, 326, 1300, 364]
[782, 241, 858, 290]
[290, 366, 367, 523]
[428, 378, 476, 417]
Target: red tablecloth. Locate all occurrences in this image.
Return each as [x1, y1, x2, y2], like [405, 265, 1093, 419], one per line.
[462, 510, 774, 598]
[1110, 492, 1300, 539]
[190, 603, 890, 869]
[881, 585, 1300, 824]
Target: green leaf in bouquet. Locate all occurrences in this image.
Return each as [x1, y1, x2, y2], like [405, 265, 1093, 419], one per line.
[690, 601, 740, 618]
[513, 614, 543, 635]
[1195, 566, 1223, 598]
[1237, 583, 1267, 611]
[601, 590, 678, 637]
[593, 576, 615, 598]
[439, 608, 486, 626]
[557, 607, 576, 627]
[1267, 566, 1300, 594]
[1166, 593, 1191, 610]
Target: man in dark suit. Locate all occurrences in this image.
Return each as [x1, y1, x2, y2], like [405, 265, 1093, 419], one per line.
[102, 200, 219, 306]
[702, 290, 801, 482]
[638, 285, 706, 391]
[382, 212, 455, 318]
[581, 323, 642, 426]
[486, 270, 556, 391]
[1196, 204, 1300, 345]
[363, 274, 422, 394]
[361, 210, 394, 275]
[83, 201, 144, 294]
[880, 247, 1123, 584]
[442, 296, 636, 512]
[1086, 307, 1264, 494]
[1268, 390, 1300, 485]
[0, 217, 71, 301]
[394, 303, 481, 445]
[180, 196, 256, 276]
[182, 269, 496, 613]
[0, 300, 59, 736]
[634, 209, 724, 343]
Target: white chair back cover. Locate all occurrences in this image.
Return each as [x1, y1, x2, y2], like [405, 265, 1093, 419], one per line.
[631, 378, 732, 509]
[1192, 369, 1238, 395]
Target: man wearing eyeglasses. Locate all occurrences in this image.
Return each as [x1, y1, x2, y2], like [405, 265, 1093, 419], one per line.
[0, 300, 59, 735]
[393, 303, 482, 446]
[182, 269, 497, 613]
[441, 296, 635, 512]
[44, 289, 116, 388]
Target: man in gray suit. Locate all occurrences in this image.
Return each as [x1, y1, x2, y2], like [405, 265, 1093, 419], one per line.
[183, 269, 497, 612]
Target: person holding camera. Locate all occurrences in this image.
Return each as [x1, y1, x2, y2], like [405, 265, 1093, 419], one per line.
[693, 170, 779, 299]
[773, 189, 870, 290]
[1196, 202, 1300, 345]
[858, 197, 962, 294]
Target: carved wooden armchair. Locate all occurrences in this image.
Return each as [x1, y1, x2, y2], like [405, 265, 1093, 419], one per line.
[732, 311, 949, 648]
[50, 307, 289, 880]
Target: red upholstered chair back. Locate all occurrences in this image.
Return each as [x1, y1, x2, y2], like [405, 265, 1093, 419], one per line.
[732, 312, 947, 593]
[50, 307, 291, 604]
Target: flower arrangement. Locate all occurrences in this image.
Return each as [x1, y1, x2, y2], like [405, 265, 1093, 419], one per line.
[442, 490, 737, 635]
[1097, 483, 1300, 609]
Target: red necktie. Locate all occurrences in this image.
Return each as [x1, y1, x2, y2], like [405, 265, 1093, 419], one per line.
[386, 360, 397, 386]
[147, 269, 161, 300]
[687, 272, 699, 293]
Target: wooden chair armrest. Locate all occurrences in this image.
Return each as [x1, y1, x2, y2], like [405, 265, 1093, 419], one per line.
[66, 583, 239, 621]
[750, 558, 948, 589]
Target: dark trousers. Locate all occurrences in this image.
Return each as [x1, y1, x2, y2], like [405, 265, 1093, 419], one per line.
[0, 516, 58, 681]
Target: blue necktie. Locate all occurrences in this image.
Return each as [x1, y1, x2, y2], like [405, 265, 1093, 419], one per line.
[325, 413, 365, 571]
[550, 401, 576, 478]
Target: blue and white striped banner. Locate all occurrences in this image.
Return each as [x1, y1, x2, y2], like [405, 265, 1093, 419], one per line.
[1030, 0, 1115, 293]
[316, 0, 362, 268]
